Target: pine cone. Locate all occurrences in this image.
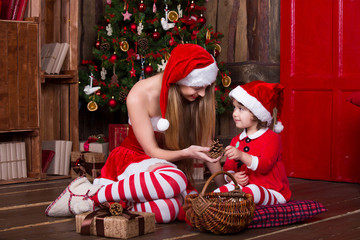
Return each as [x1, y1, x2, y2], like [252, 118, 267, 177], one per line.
[118, 91, 128, 103]
[109, 202, 123, 216]
[208, 139, 224, 158]
[138, 38, 149, 51]
[100, 42, 110, 52]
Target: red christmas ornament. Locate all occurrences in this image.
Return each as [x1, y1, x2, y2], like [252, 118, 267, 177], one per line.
[189, 1, 196, 11]
[144, 65, 153, 75]
[152, 29, 160, 41]
[198, 14, 206, 25]
[95, 40, 101, 49]
[95, 90, 101, 96]
[169, 37, 175, 46]
[109, 97, 117, 108]
[109, 53, 118, 63]
[130, 23, 137, 32]
[138, 0, 146, 12]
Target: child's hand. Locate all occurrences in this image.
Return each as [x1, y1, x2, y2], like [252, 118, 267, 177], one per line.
[233, 171, 249, 187]
[224, 145, 243, 161]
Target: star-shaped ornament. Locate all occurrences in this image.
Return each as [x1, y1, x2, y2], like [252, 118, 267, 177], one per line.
[122, 10, 132, 21]
[130, 67, 136, 77]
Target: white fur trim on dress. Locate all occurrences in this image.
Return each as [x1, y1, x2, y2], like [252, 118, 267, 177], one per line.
[177, 61, 218, 87]
[229, 86, 272, 125]
[117, 158, 177, 181]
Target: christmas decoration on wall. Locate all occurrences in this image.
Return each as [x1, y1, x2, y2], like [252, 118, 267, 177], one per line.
[79, 0, 232, 114]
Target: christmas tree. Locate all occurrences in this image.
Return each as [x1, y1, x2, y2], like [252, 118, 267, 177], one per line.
[79, 0, 232, 114]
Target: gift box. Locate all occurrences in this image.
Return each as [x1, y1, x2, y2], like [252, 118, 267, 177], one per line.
[109, 124, 129, 152]
[80, 141, 109, 159]
[70, 151, 106, 181]
[76, 210, 155, 239]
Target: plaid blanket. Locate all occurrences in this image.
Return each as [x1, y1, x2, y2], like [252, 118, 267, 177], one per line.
[248, 200, 327, 228]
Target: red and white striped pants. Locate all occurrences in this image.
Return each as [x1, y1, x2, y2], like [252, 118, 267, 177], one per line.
[214, 182, 286, 205]
[92, 165, 188, 223]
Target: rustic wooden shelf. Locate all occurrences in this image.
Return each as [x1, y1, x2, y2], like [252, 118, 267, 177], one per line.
[0, 0, 79, 185]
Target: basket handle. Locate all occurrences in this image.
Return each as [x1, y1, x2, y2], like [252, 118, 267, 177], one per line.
[200, 171, 240, 196]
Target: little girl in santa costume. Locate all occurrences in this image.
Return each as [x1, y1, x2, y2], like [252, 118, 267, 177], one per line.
[45, 44, 224, 223]
[215, 81, 291, 205]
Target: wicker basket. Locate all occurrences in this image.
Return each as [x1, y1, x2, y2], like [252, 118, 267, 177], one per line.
[183, 171, 255, 234]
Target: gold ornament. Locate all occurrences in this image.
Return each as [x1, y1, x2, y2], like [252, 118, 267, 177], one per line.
[168, 11, 179, 22]
[164, 52, 171, 61]
[120, 40, 129, 52]
[214, 43, 222, 53]
[222, 75, 231, 87]
[206, 30, 211, 41]
[87, 101, 98, 111]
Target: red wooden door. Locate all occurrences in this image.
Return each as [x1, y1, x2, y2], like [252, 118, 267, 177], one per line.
[280, 0, 360, 183]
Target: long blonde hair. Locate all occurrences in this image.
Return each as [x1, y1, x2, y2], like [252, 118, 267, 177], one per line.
[164, 84, 216, 182]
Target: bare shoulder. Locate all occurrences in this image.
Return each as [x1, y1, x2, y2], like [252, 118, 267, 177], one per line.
[127, 73, 163, 108]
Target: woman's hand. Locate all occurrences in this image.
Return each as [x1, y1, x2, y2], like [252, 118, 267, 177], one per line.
[185, 145, 222, 163]
[233, 171, 249, 187]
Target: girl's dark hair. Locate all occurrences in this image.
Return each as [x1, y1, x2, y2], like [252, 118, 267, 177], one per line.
[237, 101, 273, 130]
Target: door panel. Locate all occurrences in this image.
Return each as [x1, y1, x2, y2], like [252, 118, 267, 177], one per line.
[281, 0, 360, 183]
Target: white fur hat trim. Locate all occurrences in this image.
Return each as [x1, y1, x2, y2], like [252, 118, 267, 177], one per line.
[177, 61, 218, 87]
[229, 86, 272, 125]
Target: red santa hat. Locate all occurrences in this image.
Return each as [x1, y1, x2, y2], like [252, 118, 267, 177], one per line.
[157, 44, 218, 131]
[229, 80, 285, 133]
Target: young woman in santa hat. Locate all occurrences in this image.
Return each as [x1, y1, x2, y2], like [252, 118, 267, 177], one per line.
[45, 44, 224, 223]
[215, 80, 291, 206]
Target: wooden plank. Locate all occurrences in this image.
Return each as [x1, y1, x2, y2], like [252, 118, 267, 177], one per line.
[269, 0, 280, 63]
[44, 0, 55, 43]
[53, 0, 61, 42]
[69, 0, 78, 70]
[0, 22, 9, 130]
[27, 23, 40, 128]
[7, 22, 19, 130]
[246, 0, 259, 60]
[216, 0, 232, 63]
[41, 84, 61, 140]
[258, 0, 270, 62]
[60, 84, 69, 140]
[69, 78, 79, 151]
[204, 0, 218, 30]
[235, 0, 248, 62]
[18, 23, 30, 128]
[227, 0, 240, 62]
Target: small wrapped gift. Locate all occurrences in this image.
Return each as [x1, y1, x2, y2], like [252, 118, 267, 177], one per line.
[75, 204, 155, 239]
[70, 151, 106, 181]
[80, 141, 109, 159]
[108, 124, 129, 152]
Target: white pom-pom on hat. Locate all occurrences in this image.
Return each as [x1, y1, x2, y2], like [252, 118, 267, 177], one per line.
[157, 118, 170, 131]
[274, 121, 284, 133]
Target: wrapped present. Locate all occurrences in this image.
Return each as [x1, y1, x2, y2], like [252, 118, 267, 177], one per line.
[109, 124, 129, 152]
[76, 206, 155, 239]
[80, 134, 109, 159]
[70, 151, 106, 181]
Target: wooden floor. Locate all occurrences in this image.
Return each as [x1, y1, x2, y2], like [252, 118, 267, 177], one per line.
[0, 177, 359, 240]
